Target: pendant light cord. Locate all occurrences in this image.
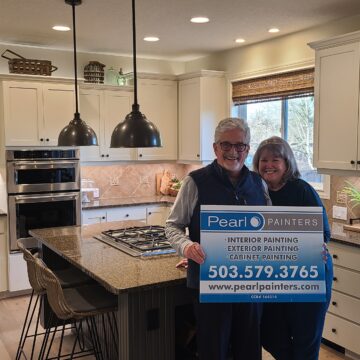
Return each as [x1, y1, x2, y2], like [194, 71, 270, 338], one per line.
[132, 0, 139, 109]
[71, 1, 80, 115]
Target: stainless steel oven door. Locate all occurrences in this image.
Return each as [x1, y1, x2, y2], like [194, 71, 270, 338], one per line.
[8, 191, 81, 252]
[7, 160, 80, 194]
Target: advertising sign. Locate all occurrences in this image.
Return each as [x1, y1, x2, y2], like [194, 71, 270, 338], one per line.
[199, 205, 326, 303]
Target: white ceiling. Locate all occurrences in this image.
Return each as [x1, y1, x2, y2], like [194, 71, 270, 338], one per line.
[1, 0, 360, 61]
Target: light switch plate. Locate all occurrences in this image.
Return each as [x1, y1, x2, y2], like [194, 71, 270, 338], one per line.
[332, 205, 347, 220]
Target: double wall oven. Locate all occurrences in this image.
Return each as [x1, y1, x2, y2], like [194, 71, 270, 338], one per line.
[7, 149, 81, 252]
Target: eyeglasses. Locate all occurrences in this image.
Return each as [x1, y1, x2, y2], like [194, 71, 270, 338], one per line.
[218, 141, 248, 152]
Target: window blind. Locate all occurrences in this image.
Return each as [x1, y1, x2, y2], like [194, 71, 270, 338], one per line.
[232, 68, 314, 105]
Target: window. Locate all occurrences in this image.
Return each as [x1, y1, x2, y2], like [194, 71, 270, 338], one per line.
[232, 69, 330, 198]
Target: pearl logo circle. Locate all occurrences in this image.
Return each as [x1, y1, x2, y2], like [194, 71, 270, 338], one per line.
[250, 216, 261, 227]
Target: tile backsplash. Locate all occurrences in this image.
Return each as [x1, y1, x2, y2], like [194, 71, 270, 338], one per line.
[81, 163, 201, 199]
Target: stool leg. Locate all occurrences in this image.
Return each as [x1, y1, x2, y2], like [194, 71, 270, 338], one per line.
[16, 290, 38, 360]
[107, 312, 119, 357]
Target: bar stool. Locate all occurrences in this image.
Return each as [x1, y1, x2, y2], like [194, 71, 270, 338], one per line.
[35, 256, 118, 360]
[16, 239, 93, 360]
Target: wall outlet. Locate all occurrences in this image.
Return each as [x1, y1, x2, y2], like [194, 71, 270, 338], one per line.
[110, 176, 119, 186]
[332, 205, 347, 220]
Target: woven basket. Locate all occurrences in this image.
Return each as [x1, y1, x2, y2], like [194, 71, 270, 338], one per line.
[1, 49, 57, 76]
[84, 61, 105, 84]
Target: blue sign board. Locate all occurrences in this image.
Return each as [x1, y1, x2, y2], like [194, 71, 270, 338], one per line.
[199, 205, 326, 303]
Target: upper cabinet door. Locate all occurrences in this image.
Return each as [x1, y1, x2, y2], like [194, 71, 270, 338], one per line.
[137, 78, 178, 160]
[314, 43, 360, 170]
[79, 88, 102, 161]
[3, 81, 43, 146]
[42, 83, 75, 146]
[103, 89, 135, 160]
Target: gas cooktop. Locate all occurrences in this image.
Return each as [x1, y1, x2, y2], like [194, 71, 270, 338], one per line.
[94, 225, 176, 257]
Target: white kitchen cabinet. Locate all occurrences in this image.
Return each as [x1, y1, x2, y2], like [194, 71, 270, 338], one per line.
[8, 252, 31, 292]
[178, 71, 227, 162]
[137, 76, 178, 160]
[309, 31, 360, 172]
[2, 80, 75, 146]
[82, 204, 170, 226]
[146, 205, 171, 226]
[0, 216, 8, 292]
[79, 86, 135, 161]
[323, 241, 360, 356]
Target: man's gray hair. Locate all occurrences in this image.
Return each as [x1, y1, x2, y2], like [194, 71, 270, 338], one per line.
[214, 118, 250, 144]
[252, 136, 300, 182]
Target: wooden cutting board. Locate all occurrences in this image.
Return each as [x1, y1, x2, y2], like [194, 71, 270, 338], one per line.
[343, 223, 360, 233]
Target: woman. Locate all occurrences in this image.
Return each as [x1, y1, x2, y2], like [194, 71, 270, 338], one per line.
[253, 136, 333, 360]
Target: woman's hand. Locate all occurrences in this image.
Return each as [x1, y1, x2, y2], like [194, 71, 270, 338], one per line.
[176, 258, 188, 269]
[184, 242, 206, 264]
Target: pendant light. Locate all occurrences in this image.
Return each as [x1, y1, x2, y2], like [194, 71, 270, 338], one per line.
[110, 0, 162, 148]
[58, 0, 98, 146]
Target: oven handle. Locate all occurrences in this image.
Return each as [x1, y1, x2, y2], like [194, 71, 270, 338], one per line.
[13, 192, 79, 203]
[12, 160, 78, 169]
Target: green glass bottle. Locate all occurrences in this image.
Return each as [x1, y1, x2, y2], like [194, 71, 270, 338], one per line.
[117, 68, 126, 86]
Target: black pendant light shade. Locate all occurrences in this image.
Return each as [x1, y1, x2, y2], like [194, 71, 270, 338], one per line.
[110, 0, 162, 148]
[58, 0, 98, 146]
[110, 104, 161, 147]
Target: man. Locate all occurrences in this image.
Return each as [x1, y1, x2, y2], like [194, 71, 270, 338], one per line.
[165, 117, 269, 360]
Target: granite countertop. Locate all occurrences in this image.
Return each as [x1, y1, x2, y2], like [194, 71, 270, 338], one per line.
[81, 195, 176, 210]
[29, 221, 185, 295]
[331, 221, 360, 247]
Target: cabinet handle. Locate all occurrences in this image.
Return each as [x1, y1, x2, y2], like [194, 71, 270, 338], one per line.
[331, 328, 337, 333]
[196, 154, 200, 158]
[139, 154, 143, 157]
[332, 301, 337, 306]
[357, 161, 360, 165]
[101, 154, 105, 157]
[333, 277, 337, 281]
[332, 254, 338, 259]
[40, 138, 44, 142]
[351, 160, 355, 165]
[106, 154, 109, 157]
[46, 138, 49, 142]
[148, 212, 152, 215]
[102, 216, 106, 220]
[125, 214, 129, 217]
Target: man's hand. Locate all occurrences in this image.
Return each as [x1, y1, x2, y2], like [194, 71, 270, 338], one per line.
[184, 243, 205, 264]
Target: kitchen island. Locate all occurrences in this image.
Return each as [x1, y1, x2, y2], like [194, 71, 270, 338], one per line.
[29, 221, 192, 360]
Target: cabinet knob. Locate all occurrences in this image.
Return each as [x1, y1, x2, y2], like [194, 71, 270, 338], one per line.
[333, 277, 338, 281]
[333, 254, 338, 259]
[357, 161, 360, 165]
[331, 328, 337, 333]
[148, 212, 152, 215]
[106, 154, 109, 157]
[102, 216, 105, 220]
[196, 154, 200, 158]
[139, 154, 143, 157]
[332, 301, 337, 306]
[101, 154, 105, 157]
[46, 138, 49, 142]
[125, 214, 129, 217]
[351, 160, 355, 165]
[40, 138, 44, 142]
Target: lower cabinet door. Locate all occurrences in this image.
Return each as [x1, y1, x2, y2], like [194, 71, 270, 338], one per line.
[8, 253, 31, 292]
[323, 313, 360, 355]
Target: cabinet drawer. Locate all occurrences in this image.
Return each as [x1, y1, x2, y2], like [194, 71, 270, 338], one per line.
[106, 206, 146, 222]
[323, 313, 360, 354]
[329, 290, 360, 324]
[333, 266, 360, 298]
[82, 209, 107, 225]
[329, 242, 360, 272]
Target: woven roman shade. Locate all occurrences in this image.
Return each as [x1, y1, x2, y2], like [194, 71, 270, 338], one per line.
[232, 68, 314, 105]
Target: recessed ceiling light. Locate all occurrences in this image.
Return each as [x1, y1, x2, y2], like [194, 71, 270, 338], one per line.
[190, 17, 209, 24]
[52, 25, 71, 31]
[235, 38, 245, 43]
[144, 36, 159, 42]
[268, 27, 280, 33]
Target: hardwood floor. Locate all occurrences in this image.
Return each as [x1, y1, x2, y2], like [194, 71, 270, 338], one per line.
[0, 294, 350, 359]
